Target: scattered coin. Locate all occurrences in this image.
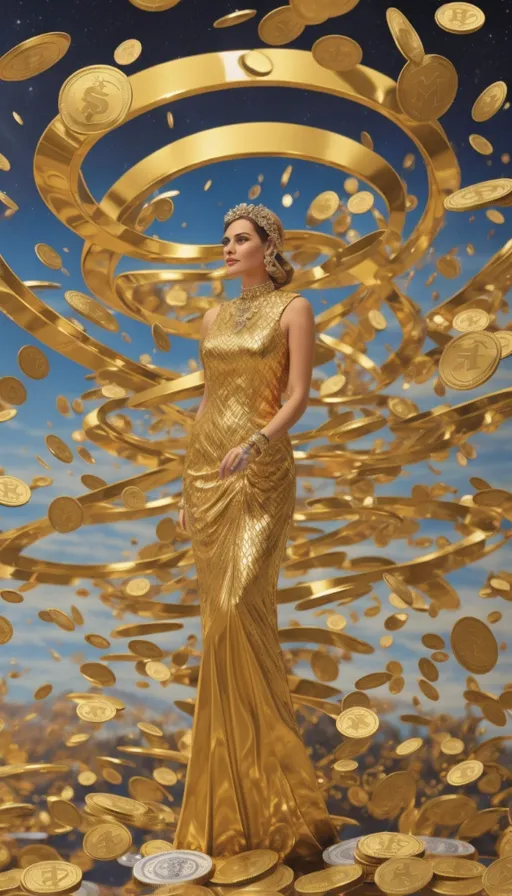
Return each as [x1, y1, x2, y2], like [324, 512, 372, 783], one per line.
[495, 331, 512, 358]
[20, 861, 82, 895]
[435, 3, 485, 34]
[257, 7, 305, 46]
[45, 434, 74, 463]
[443, 178, 512, 211]
[64, 291, 119, 332]
[397, 54, 458, 122]
[450, 616, 498, 673]
[48, 496, 84, 533]
[133, 850, 213, 885]
[472, 81, 508, 121]
[469, 134, 493, 155]
[83, 822, 133, 859]
[386, 8, 424, 64]
[0, 376, 27, 405]
[439, 331, 501, 390]
[452, 309, 490, 332]
[0, 33, 71, 81]
[114, 39, 142, 65]
[17, 345, 50, 379]
[213, 10, 257, 28]
[0, 475, 31, 507]
[58, 64, 133, 135]
[312, 35, 363, 71]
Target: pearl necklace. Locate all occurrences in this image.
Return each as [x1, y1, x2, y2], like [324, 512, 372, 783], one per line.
[233, 280, 276, 332]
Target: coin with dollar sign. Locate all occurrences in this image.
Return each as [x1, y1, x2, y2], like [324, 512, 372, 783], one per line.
[58, 64, 133, 135]
[83, 822, 132, 859]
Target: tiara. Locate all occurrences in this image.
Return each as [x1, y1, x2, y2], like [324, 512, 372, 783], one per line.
[224, 203, 283, 251]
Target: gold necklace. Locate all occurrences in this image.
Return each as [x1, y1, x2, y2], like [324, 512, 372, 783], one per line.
[233, 280, 275, 332]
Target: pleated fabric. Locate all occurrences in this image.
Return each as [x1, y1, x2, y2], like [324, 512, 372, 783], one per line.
[174, 287, 338, 860]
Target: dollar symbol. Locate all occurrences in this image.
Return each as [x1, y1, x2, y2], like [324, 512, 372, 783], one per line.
[0, 478, 23, 503]
[96, 828, 121, 851]
[81, 78, 110, 122]
[40, 866, 69, 886]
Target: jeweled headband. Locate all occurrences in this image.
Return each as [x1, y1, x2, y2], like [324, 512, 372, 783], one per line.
[223, 202, 284, 252]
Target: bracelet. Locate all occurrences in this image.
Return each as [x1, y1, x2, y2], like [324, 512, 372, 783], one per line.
[246, 431, 270, 456]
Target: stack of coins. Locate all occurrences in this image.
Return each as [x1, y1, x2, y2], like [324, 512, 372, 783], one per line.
[353, 832, 426, 883]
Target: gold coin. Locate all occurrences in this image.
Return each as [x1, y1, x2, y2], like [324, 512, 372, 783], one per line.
[396, 737, 423, 756]
[82, 474, 107, 490]
[0, 408, 17, 422]
[80, 662, 116, 687]
[113, 38, 142, 65]
[486, 208, 505, 223]
[289, 0, 329, 24]
[0, 869, 22, 891]
[397, 54, 458, 121]
[444, 177, 512, 211]
[48, 496, 84, 533]
[446, 759, 484, 786]
[76, 698, 117, 722]
[125, 577, 151, 596]
[87, 792, 148, 816]
[49, 799, 81, 828]
[495, 331, 512, 358]
[140, 839, 174, 856]
[58, 64, 133, 135]
[0, 376, 27, 405]
[483, 856, 512, 896]
[84, 633, 110, 648]
[439, 331, 501, 390]
[374, 857, 432, 895]
[431, 858, 485, 879]
[64, 290, 119, 332]
[312, 35, 363, 71]
[437, 255, 461, 278]
[453, 309, 490, 332]
[240, 50, 273, 77]
[83, 821, 132, 859]
[0, 153, 10, 171]
[152, 323, 171, 351]
[257, 7, 305, 46]
[0, 475, 31, 507]
[368, 309, 387, 330]
[435, 2, 485, 33]
[102, 384, 126, 398]
[469, 134, 493, 155]
[358, 832, 424, 859]
[354, 671, 392, 689]
[336, 706, 379, 738]
[46, 434, 74, 463]
[432, 878, 486, 895]
[128, 0, 181, 8]
[0, 32, 71, 81]
[450, 616, 498, 673]
[35, 242, 62, 269]
[0, 617, 13, 645]
[294, 865, 362, 894]
[121, 486, 146, 509]
[18, 345, 50, 379]
[20, 861, 82, 894]
[308, 190, 340, 222]
[347, 191, 374, 214]
[153, 767, 177, 786]
[472, 81, 508, 121]
[56, 395, 71, 416]
[386, 8, 424, 64]
[211, 850, 279, 885]
[146, 661, 171, 681]
[34, 683, 53, 699]
[214, 9, 258, 28]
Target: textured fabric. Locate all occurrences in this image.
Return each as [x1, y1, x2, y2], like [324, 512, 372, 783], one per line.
[173, 287, 338, 860]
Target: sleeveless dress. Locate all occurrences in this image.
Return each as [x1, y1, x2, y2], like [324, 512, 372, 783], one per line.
[173, 285, 338, 861]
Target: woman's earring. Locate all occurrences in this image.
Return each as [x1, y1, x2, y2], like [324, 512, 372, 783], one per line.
[264, 248, 280, 276]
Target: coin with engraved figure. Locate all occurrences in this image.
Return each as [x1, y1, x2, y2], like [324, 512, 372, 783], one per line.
[435, 2, 485, 33]
[439, 331, 501, 390]
[58, 64, 133, 135]
[18, 346, 50, 380]
[0, 475, 31, 507]
[472, 81, 508, 121]
[0, 376, 27, 405]
[20, 861, 82, 894]
[374, 857, 433, 895]
[452, 309, 490, 332]
[450, 616, 498, 673]
[48, 496, 84, 533]
[83, 822, 132, 859]
[397, 54, 458, 122]
[312, 35, 363, 71]
[133, 850, 213, 885]
[386, 8, 424, 64]
[257, 7, 305, 46]
[444, 178, 512, 211]
[358, 832, 424, 859]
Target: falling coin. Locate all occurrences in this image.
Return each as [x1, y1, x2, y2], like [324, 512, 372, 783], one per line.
[48, 496, 84, 533]
[438, 331, 501, 390]
[0, 475, 31, 507]
[435, 3, 485, 34]
[17, 345, 50, 379]
[452, 309, 490, 332]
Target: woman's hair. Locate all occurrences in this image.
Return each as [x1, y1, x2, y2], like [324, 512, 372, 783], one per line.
[223, 210, 295, 289]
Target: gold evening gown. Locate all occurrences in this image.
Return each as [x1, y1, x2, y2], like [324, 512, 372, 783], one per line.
[173, 281, 338, 860]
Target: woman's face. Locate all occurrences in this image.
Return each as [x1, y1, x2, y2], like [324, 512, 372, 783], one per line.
[222, 218, 270, 277]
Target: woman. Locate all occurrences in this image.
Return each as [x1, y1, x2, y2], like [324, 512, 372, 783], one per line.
[173, 203, 338, 861]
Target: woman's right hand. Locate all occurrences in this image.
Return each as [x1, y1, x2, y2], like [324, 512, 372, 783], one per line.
[179, 506, 188, 532]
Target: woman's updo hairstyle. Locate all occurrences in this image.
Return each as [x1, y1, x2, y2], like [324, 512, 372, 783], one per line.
[223, 210, 295, 289]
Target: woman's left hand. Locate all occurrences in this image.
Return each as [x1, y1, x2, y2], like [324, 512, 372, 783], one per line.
[219, 444, 254, 479]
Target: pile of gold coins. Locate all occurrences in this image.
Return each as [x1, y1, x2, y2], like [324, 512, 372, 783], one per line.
[0, 0, 512, 891]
